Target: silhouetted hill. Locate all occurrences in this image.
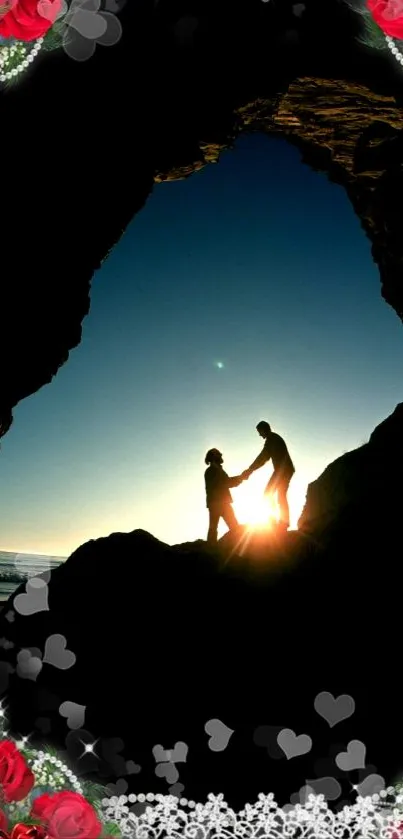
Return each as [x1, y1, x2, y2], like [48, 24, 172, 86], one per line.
[299, 402, 403, 534]
[1, 406, 403, 809]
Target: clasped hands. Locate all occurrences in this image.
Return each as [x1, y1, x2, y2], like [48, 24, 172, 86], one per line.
[240, 468, 253, 481]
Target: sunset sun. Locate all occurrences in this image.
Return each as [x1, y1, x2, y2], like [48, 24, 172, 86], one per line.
[234, 494, 280, 528]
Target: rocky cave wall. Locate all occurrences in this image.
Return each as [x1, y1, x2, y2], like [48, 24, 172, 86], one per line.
[157, 77, 403, 321]
[1, 0, 403, 439]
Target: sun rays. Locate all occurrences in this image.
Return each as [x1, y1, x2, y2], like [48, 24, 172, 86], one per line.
[234, 492, 280, 530]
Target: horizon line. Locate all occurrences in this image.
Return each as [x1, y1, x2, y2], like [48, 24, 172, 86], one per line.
[0, 549, 66, 559]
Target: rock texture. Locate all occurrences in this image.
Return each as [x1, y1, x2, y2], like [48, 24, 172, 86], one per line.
[157, 77, 403, 321]
[1, 0, 403, 435]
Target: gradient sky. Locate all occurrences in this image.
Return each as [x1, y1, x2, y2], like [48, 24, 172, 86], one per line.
[1, 133, 403, 556]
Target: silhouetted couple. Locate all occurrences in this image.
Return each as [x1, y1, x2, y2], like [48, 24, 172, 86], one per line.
[204, 420, 295, 545]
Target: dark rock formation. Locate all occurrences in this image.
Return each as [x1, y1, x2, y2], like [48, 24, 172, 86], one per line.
[1, 407, 403, 809]
[298, 402, 403, 533]
[1, 0, 403, 435]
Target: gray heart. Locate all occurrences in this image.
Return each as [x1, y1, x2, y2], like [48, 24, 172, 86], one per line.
[314, 692, 355, 728]
[59, 700, 86, 729]
[277, 729, 312, 760]
[357, 774, 385, 797]
[335, 740, 366, 771]
[44, 634, 76, 669]
[107, 778, 128, 796]
[153, 744, 169, 763]
[302, 777, 342, 801]
[171, 741, 188, 763]
[104, 0, 126, 10]
[69, 8, 107, 38]
[126, 760, 141, 774]
[155, 762, 178, 784]
[169, 783, 185, 798]
[205, 719, 234, 752]
[14, 578, 49, 616]
[291, 787, 311, 805]
[253, 725, 286, 759]
[16, 649, 42, 681]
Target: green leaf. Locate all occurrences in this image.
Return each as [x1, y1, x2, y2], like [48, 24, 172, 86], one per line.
[81, 780, 111, 807]
[42, 17, 68, 52]
[8, 819, 44, 830]
[102, 822, 122, 837]
[358, 13, 390, 49]
[42, 29, 64, 52]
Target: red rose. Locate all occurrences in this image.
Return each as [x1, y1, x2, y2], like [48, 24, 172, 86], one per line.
[366, 0, 403, 39]
[0, 810, 8, 833]
[0, 0, 62, 42]
[0, 741, 35, 803]
[11, 826, 48, 839]
[31, 792, 102, 839]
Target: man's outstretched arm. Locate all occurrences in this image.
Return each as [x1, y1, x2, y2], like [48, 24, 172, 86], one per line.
[243, 446, 271, 477]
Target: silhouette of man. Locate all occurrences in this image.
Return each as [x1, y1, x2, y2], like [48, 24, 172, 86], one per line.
[242, 421, 295, 530]
[204, 448, 244, 545]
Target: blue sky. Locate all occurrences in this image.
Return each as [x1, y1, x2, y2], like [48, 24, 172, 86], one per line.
[1, 133, 402, 556]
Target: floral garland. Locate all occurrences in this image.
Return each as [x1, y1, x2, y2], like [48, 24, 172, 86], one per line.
[0, 0, 123, 86]
[0, 701, 120, 839]
[344, 0, 403, 64]
[1, 0, 401, 85]
[3, 698, 403, 839]
[3, 734, 403, 839]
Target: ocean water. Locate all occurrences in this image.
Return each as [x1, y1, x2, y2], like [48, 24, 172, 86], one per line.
[0, 551, 65, 600]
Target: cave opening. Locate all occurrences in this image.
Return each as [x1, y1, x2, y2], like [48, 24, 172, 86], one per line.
[0, 130, 402, 568]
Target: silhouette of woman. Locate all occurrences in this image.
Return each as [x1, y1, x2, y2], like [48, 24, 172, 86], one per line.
[204, 448, 244, 544]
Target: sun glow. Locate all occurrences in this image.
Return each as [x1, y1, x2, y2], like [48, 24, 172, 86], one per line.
[234, 493, 280, 528]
